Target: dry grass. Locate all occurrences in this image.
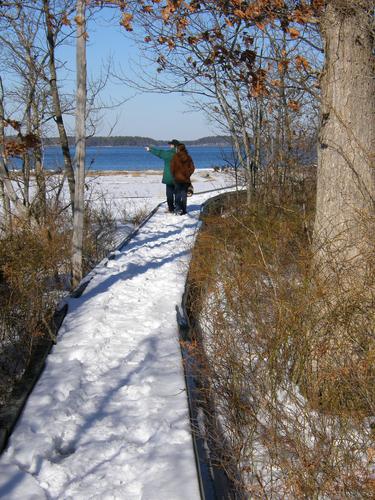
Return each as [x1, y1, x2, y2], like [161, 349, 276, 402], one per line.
[83, 199, 117, 271]
[0, 197, 119, 406]
[0, 209, 71, 404]
[187, 171, 375, 497]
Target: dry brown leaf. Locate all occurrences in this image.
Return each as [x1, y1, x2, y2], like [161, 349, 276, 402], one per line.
[287, 27, 300, 39]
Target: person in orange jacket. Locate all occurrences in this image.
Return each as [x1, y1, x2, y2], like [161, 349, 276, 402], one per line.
[170, 143, 195, 215]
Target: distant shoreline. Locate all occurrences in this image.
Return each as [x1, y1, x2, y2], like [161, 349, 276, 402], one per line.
[42, 135, 232, 148]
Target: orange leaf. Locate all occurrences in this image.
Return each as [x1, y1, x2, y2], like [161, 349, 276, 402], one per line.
[288, 100, 300, 112]
[120, 13, 133, 31]
[293, 7, 313, 24]
[312, 0, 324, 10]
[61, 13, 71, 26]
[251, 69, 269, 98]
[233, 9, 246, 19]
[278, 59, 289, 73]
[187, 36, 198, 46]
[74, 15, 84, 26]
[295, 55, 310, 71]
[287, 27, 300, 39]
[271, 79, 281, 87]
[5, 119, 21, 131]
[162, 6, 173, 21]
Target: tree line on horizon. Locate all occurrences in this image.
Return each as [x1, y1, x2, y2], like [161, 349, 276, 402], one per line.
[42, 134, 233, 147]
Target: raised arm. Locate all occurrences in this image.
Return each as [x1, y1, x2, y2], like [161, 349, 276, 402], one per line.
[148, 147, 174, 160]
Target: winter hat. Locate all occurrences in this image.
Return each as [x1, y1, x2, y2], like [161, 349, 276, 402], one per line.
[168, 139, 180, 146]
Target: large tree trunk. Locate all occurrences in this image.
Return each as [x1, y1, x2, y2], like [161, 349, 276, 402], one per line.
[308, 2, 375, 410]
[314, 1, 375, 280]
[71, 0, 86, 288]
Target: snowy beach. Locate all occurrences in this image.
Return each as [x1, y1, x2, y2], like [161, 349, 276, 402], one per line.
[0, 169, 234, 499]
[85, 168, 234, 217]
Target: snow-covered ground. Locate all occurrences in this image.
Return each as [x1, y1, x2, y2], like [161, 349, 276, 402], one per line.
[0, 169, 235, 499]
[86, 168, 233, 218]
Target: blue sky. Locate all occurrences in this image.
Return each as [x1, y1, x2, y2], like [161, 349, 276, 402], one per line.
[57, 8, 217, 140]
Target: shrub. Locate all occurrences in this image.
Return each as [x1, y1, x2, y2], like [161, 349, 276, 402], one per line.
[187, 172, 374, 497]
[83, 200, 117, 271]
[0, 213, 71, 404]
[0, 195, 119, 406]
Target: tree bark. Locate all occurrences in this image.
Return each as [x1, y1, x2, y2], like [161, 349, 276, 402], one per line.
[32, 98, 46, 219]
[314, 1, 375, 279]
[22, 87, 33, 209]
[71, 0, 86, 288]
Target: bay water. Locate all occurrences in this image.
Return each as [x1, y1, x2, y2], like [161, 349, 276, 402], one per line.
[38, 145, 234, 171]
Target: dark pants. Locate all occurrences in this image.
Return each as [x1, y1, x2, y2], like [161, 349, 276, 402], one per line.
[166, 184, 175, 212]
[174, 182, 188, 214]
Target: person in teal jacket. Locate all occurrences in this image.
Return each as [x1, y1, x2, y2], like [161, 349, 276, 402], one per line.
[146, 139, 179, 212]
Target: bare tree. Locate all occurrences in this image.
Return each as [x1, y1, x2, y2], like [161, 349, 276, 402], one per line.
[42, 0, 76, 210]
[0, 7, 50, 214]
[0, 1, 76, 224]
[71, 0, 86, 287]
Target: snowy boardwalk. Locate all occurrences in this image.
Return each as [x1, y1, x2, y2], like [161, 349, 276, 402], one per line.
[0, 195, 216, 499]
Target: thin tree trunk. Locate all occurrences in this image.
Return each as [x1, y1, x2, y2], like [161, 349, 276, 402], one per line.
[22, 91, 32, 208]
[253, 101, 263, 190]
[314, 1, 375, 279]
[22, 153, 31, 207]
[0, 77, 27, 219]
[216, 85, 245, 166]
[34, 148, 46, 217]
[215, 84, 253, 201]
[25, 45, 46, 219]
[43, 0, 75, 210]
[31, 86, 47, 218]
[0, 179, 12, 231]
[22, 74, 35, 209]
[279, 33, 293, 186]
[233, 90, 254, 197]
[71, 0, 86, 288]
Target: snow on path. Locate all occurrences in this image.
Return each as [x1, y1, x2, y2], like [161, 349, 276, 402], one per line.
[0, 193, 223, 499]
